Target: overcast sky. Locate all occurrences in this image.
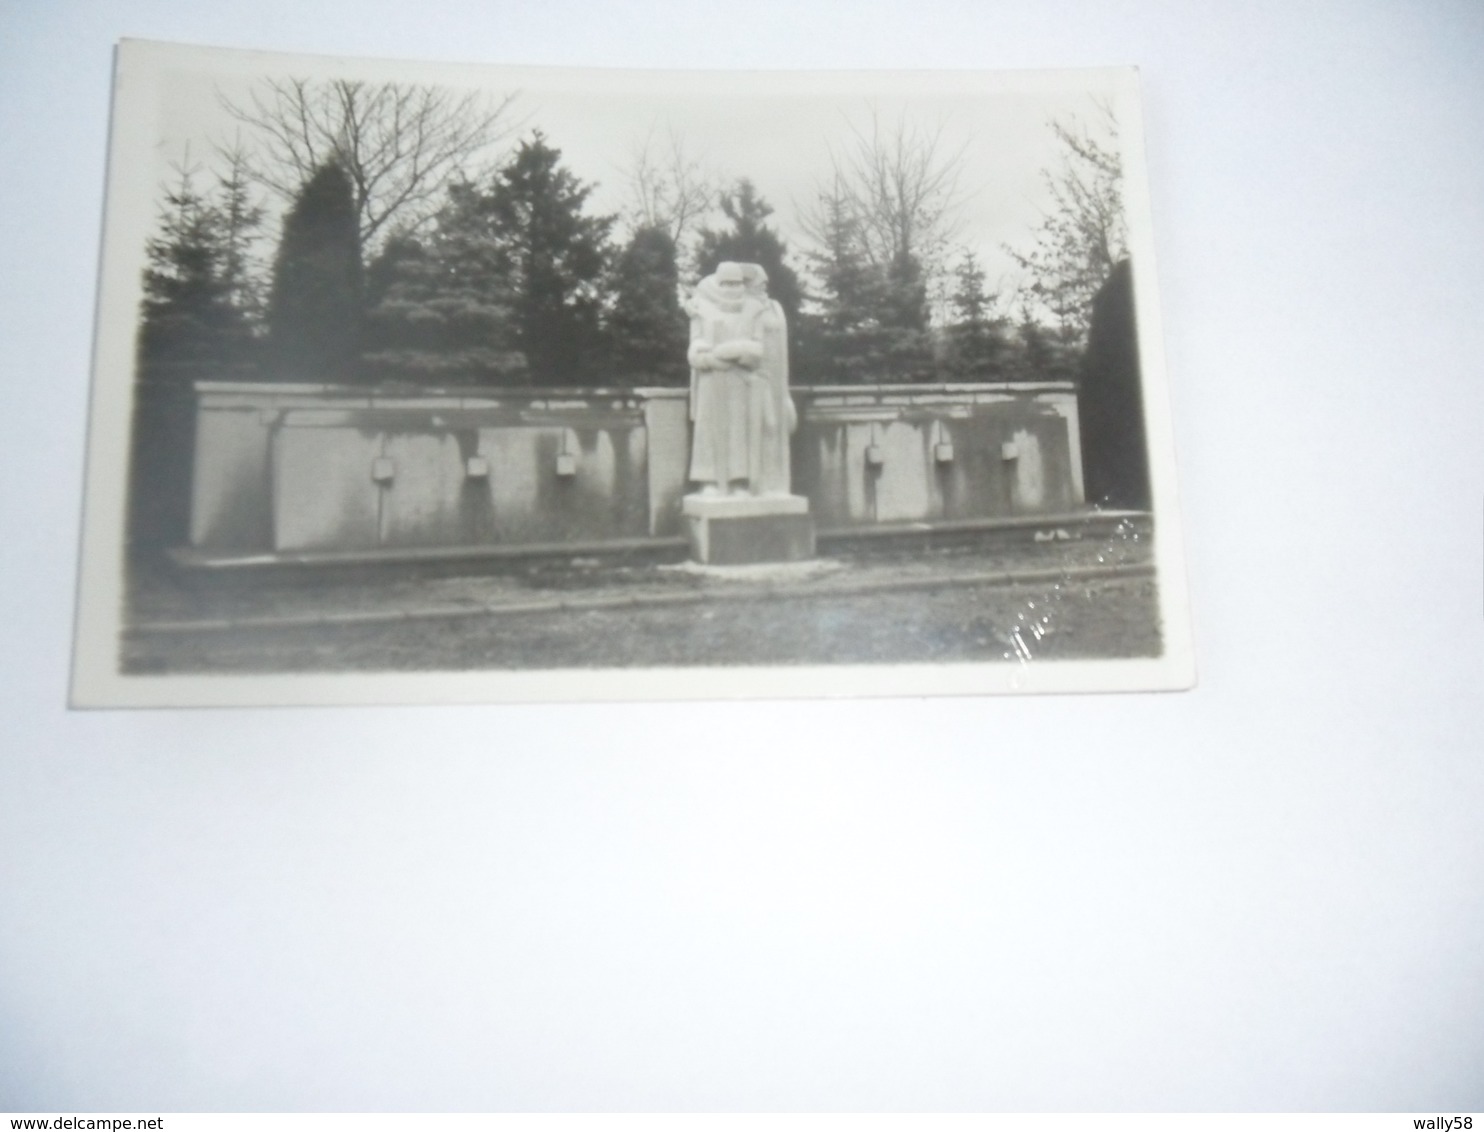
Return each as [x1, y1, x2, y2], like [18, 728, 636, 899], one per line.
[149, 49, 1129, 310]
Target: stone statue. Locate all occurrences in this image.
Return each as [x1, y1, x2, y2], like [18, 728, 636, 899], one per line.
[685, 261, 797, 496]
[680, 261, 812, 563]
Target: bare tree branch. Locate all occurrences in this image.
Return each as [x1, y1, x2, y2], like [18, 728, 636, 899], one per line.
[217, 77, 521, 251]
[799, 104, 966, 306]
[620, 122, 716, 253]
[1004, 100, 1126, 340]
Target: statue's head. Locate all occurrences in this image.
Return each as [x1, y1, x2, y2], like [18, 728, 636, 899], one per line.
[715, 261, 746, 301]
[741, 263, 769, 298]
[697, 261, 767, 313]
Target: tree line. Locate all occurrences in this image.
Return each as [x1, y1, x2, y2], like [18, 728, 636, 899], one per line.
[138, 79, 1125, 393]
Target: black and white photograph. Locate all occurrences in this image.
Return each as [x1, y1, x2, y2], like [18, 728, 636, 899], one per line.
[71, 42, 1192, 705]
[6, 0, 1483, 1118]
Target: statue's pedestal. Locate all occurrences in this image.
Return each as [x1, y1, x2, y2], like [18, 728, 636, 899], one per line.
[682, 493, 815, 565]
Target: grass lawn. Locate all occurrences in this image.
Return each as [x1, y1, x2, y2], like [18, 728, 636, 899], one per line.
[122, 523, 1162, 674]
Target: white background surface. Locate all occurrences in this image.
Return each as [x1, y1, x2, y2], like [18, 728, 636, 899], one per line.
[2, 0, 1481, 1112]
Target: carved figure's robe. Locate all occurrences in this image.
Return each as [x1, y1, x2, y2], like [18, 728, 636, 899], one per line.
[686, 270, 795, 493]
[750, 295, 794, 495]
[687, 284, 765, 489]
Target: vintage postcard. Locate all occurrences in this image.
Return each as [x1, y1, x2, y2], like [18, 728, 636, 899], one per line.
[71, 39, 1194, 706]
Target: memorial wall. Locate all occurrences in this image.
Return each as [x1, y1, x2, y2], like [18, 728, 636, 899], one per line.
[183, 381, 1085, 561]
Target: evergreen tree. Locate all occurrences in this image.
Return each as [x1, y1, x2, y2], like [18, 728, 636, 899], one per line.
[1005, 300, 1079, 383]
[482, 132, 614, 385]
[137, 162, 258, 382]
[360, 187, 524, 386]
[797, 188, 884, 384]
[695, 180, 804, 354]
[133, 159, 264, 558]
[265, 161, 364, 381]
[879, 248, 934, 382]
[798, 109, 967, 383]
[942, 252, 1007, 381]
[606, 224, 687, 384]
[1078, 259, 1148, 508]
[799, 182, 934, 383]
[214, 147, 268, 332]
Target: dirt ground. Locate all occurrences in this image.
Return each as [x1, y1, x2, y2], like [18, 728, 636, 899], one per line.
[122, 522, 1163, 674]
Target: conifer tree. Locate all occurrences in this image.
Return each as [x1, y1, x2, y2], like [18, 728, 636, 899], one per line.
[799, 180, 935, 383]
[360, 184, 524, 386]
[798, 108, 966, 383]
[1006, 300, 1079, 382]
[213, 147, 268, 332]
[1078, 259, 1148, 508]
[606, 225, 687, 384]
[133, 158, 264, 557]
[138, 162, 259, 382]
[482, 132, 614, 385]
[797, 187, 884, 384]
[265, 161, 364, 381]
[879, 248, 934, 382]
[942, 252, 1007, 381]
[695, 179, 804, 369]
